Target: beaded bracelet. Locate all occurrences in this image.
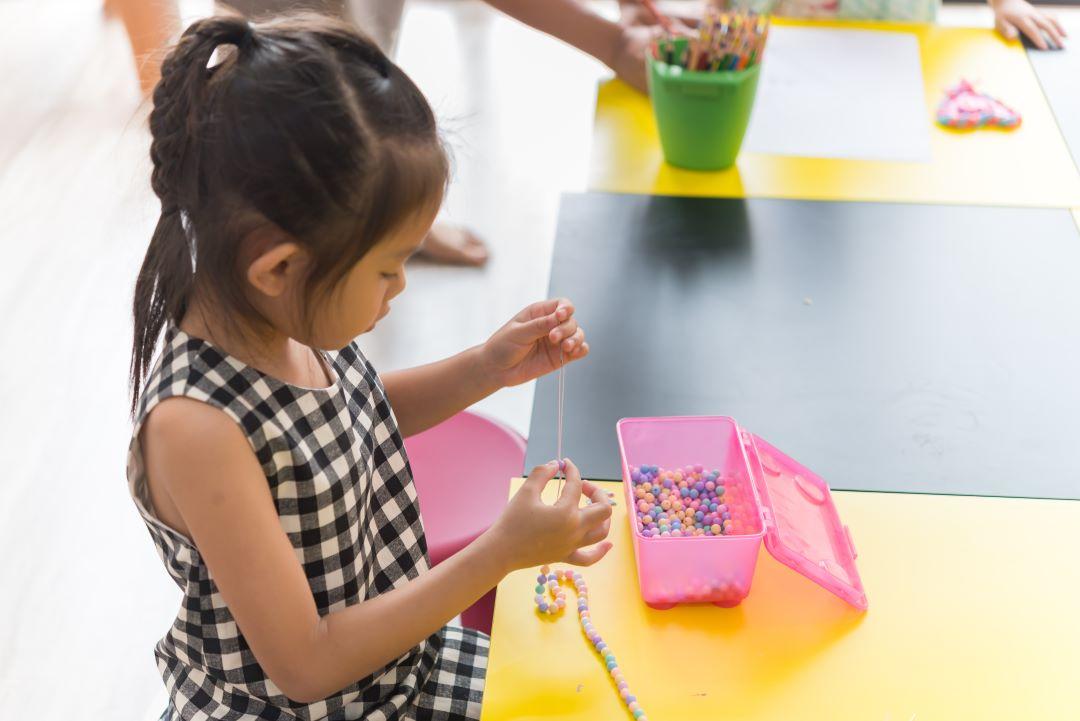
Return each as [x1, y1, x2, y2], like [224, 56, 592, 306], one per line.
[533, 565, 648, 721]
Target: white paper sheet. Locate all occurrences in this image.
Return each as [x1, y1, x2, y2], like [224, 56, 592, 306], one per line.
[742, 26, 931, 162]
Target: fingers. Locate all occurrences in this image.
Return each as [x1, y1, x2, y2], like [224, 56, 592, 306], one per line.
[521, 297, 573, 322]
[554, 300, 574, 321]
[555, 459, 583, 508]
[516, 298, 559, 322]
[580, 492, 614, 527]
[521, 461, 559, 496]
[1050, 14, 1067, 39]
[565, 541, 614, 567]
[577, 480, 613, 549]
[1038, 14, 1066, 48]
[581, 522, 611, 547]
[568, 341, 589, 362]
[581, 480, 609, 506]
[523, 311, 560, 339]
[1019, 16, 1048, 49]
[996, 15, 1019, 40]
[551, 324, 586, 356]
[555, 476, 617, 566]
[548, 315, 578, 344]
[522, 299, 575, 340]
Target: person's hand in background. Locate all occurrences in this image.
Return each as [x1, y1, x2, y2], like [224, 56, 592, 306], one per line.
[617, 0, 700, 31]
[483, 0, 698, 95]
[612, 0, 698, 93]
[991, 0, 1066, 49]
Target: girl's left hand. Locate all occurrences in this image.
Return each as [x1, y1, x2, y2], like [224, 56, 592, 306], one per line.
[992, 0, 1066, 50]
[482, 298, 589, 388]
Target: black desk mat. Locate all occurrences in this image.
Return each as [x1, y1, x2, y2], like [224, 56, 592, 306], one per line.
[525, 192, 1080, 499]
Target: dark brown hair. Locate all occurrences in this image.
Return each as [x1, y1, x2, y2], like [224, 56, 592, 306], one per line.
[130, 12, 447, 413]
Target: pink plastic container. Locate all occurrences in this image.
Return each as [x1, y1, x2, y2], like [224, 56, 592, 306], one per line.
[616, 416, 867, 611]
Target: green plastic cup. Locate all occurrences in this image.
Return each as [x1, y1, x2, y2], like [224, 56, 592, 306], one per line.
[647, 39, 762, 171]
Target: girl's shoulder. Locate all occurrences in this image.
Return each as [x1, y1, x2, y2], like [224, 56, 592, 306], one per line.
[134, 326, 249, 429]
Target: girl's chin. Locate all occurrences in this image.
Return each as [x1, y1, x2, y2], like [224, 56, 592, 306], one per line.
[353, 306, 390, 336]
[364, 313, 388, 333]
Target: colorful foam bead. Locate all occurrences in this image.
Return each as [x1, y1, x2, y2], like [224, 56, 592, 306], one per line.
[532, 567, 646, 720]
[629, 463, 750, 539]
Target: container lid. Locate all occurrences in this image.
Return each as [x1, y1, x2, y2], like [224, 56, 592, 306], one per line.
[740, 429, 868, 610]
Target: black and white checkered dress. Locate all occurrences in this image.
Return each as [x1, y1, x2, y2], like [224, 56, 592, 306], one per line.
[127, 327, 488, 720]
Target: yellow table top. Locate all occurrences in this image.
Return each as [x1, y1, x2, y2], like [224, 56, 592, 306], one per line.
[482, 480, 1080, 720]
[590, 19, 1080, 208]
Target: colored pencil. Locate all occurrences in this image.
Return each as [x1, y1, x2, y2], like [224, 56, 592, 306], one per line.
[651, 6, 771, 73]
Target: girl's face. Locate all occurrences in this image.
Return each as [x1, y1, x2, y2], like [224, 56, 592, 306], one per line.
[307, 204, 438, 349]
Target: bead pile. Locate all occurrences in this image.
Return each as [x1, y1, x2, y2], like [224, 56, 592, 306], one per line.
[533, 565, 648, 721]
[629, 464, 747, 538]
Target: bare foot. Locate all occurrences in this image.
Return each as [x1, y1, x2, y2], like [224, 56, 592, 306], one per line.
[415, 223, 489, 267]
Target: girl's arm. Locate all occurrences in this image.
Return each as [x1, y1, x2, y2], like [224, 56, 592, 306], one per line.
[480, 0, 670, 93]
[382, 298, 588, 438]
[143, 398, 611, 703]
[379, 345, 499, 439]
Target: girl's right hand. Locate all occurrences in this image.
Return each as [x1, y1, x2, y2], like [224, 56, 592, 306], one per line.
[488, 459, 614, 572]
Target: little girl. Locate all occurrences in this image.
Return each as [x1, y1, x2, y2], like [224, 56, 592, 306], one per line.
[127, 14, 613, 720]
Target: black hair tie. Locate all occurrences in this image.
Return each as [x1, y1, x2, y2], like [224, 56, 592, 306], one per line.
[232, 21, 257, 53]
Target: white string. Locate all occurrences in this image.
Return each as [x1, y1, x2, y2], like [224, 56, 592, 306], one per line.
[556, 347, 566, 497]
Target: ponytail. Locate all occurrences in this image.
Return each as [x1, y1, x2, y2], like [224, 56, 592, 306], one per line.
[130, 15, 255, 414]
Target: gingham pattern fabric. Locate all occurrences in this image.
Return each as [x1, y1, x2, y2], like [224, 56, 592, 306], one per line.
[128, 327, 488, 720]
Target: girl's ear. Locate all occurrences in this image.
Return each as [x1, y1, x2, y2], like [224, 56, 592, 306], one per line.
[245, 235, 310, 299]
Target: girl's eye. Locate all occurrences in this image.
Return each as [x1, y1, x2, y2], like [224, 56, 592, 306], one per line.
[380, 272, 399, 280]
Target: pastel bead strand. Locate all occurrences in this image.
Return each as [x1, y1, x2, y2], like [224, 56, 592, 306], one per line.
[532, 565, 648, 721]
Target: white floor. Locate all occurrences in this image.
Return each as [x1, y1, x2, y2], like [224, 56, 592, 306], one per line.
[0, 0, 1066, 718]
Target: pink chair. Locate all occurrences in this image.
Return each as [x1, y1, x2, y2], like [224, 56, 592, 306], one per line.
[404, 411, 526, 634]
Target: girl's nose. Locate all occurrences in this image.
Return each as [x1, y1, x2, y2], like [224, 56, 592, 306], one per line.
[390, 268, 407, 299]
